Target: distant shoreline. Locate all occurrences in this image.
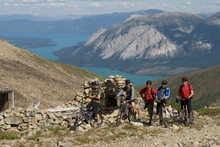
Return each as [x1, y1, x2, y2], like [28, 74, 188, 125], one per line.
[0, 36, 57, 49]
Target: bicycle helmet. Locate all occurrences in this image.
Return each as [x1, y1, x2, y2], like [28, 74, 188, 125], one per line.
[94, 81, 99, 85]
[146, 80, 152, 85]
[182, 77, 188, 81]
[162, 80, 168, 85]
[125, 80, 131, 84]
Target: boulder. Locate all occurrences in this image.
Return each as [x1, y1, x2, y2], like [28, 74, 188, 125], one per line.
[173, 124, 179, 130]
[193, 111, 199, 118]
[4, 117, 22, 125]
[0, 119, 5, 126]
[131, 122, 143, 127]
[54, 112, 63, 118]
[23, 117, 35, 123]
[35, 114, 43, 121]
[47, 113, 55, 119]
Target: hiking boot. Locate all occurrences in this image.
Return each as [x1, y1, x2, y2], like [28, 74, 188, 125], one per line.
[158, 121, 162, 126]
[96, 123, 101, 128]
[137, 118, 141, 122]
[148, 121, 152, 126]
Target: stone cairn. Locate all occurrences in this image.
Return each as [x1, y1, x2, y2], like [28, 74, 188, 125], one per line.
[71, 75, 135, 108]
[0, 107, 74, 133]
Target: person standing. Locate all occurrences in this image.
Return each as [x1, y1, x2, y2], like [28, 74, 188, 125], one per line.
[86, 80, 102, 127]
[137, 80, 157, 126]
[115, 80, 136, 120]
[176, 77, 194, 119]
[155, 80, 170, 126]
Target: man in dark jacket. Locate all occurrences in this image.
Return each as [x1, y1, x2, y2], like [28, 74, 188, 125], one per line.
[116, 80, 136, 119]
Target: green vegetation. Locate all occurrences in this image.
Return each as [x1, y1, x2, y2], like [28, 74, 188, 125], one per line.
[197, 108, 220, 116]
[135, 65, 220, 110]
[28, 131, 43, 140]
[0, 131, 20, 140]
[122, 124, 137, 130]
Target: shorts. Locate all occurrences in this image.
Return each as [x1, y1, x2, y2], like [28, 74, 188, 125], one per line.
[157, 101, 166, 114]
[86, 101, 100, 114]
[125, 98, 135, 104]
[139, 102, 154, 115]
[181, 99, 192, 113]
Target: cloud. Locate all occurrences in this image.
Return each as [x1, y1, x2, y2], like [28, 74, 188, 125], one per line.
[119, 2, 135, 8]
[44, 0, 68, 2]
[162, 4, 169, 7]
[87, 2, 102, 7]
[68, 5, 77, 8]
[41, 2, 65, 7]
[185, 2, 191, 5]
[6, 0, 17, 4]
[80, 0, 141, 1]
[20, 0, 41, 3]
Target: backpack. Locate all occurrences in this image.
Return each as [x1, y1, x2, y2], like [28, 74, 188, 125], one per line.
[124, 85, 132, 95]
[92, 88, 99, 96]
[158, 86, 168, 96]
[144, 87, 155, 99]
[181, 84, 193, 98]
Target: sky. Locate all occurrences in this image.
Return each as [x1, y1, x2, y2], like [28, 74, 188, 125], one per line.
[0, 0, 220, 17]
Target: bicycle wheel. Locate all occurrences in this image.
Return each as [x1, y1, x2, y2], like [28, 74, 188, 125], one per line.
[181, 109, 190, 126]
[171, 107, 180, 124]
[72, 117, 79, 132]
[116, 108, 123, 127]
[90, 112, 103, 128]
[128, 107, 134, 122]
[162, 107, 169, 128]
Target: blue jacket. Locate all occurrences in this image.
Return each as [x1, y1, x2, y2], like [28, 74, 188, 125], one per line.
[156, 86, 170, 100]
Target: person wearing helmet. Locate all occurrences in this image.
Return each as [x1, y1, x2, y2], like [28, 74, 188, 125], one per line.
[176, 77, 194, 120]
[137, 80, 157, 126]
[86, 80, 102, 127]
[115, 79, 136, 120]
[155, 80, 170, 126]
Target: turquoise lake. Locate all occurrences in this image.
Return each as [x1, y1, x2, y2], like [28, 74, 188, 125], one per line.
[0, 33, 92, 60]
[0, 33, 167, 85]
[81, 67, 166, 86]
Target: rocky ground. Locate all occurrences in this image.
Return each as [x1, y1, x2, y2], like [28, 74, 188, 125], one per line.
[0, 108, 220, 147]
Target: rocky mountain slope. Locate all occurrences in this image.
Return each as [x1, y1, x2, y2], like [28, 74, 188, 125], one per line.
[54, 12, 220, 76]
[135, 65, 220, 109]
[206, 12, 220, 25]
[0, 39, 104, 109]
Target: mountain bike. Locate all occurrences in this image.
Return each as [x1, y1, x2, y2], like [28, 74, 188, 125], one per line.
[156, 98, 180, 128]
[116, 98, 134, 127]
[71, 107, 103, 132]
[179, 98, 194, 126]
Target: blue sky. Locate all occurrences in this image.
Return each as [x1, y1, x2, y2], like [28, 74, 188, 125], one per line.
[0, 0, 219, 16]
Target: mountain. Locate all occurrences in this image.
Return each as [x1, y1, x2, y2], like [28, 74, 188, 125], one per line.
[0, 9, 163, 34]
[54, 12, 220, 76]
[0, 39, 104, 109]
[206, 12, 220, 25]
[60, 15, 90, 20]
[0, 14, 55, 21]
[195, 12, 214, 19]
[135, 65, 220, 109]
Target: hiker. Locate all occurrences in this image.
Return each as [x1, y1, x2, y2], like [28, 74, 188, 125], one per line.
[155, 80, 170, 126]
[137, 80, 157, 126]
[176, 77, 194, 119]
[115, 80, 136, 120]
[86, 80, 102, 127]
